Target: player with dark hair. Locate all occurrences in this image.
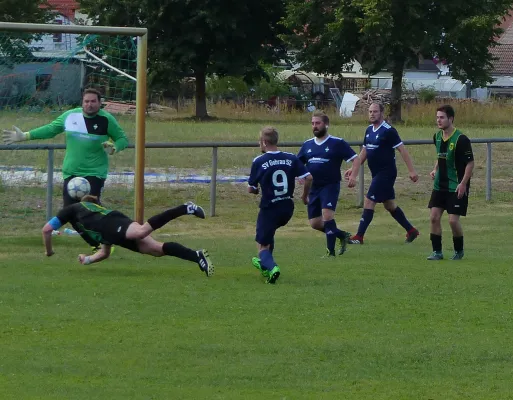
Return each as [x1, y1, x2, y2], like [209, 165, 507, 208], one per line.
[248, 126, 312, 283]
[346, 102, 419, 244]
[427, 105, 474, 260]
[41, 196, 214, 276]
[3, 88, 128, 207]
[298, 111, 361, 257]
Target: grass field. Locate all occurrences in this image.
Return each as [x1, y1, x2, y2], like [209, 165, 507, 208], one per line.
[2, 103, 513, 398]
[2, 188, 513, 399]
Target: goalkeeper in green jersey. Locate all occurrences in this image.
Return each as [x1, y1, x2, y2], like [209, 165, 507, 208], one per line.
[2, 88, 129, 206]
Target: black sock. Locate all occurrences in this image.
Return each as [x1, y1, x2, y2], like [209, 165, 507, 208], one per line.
[430, 233, 442, 252]
[162, 242, 198, 262]
[147, 205, 187, 231]
[453, 236, 464, 252]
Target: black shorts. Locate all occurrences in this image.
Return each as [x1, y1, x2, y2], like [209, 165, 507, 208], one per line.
[100, 211, 139, 252]
[63, 176, 106, 207]
[428, 190, 468, 216]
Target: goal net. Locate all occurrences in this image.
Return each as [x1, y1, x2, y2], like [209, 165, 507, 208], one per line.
[0, 23, 147, 231]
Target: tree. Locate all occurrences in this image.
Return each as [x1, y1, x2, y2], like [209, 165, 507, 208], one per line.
[79, 0, 287, 118]
[0, 0, 52, 63]
[283, 0, 512, 122]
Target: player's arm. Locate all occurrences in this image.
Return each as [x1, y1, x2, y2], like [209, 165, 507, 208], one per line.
[247, 159, 260, 195]
[347, 154, 361, 188]
[104, 114, 129, 155]
[455, 135, 474, 198]
[396, 144, 418, 182]
[345, 147, 366, 180]
[430, 133, 438, 179]
[2, 112, 66, 144]
[42, 215, 66, 256]
[300, 173, 313, 205]
[78, 245, 112, 265]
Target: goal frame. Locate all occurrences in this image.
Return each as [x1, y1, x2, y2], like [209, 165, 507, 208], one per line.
[0, 22, 148, 223]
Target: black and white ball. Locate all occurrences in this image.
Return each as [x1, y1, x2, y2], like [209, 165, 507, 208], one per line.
[67, 177, 91, 200]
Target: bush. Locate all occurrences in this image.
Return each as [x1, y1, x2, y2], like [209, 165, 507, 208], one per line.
[418, 86, 437, 103]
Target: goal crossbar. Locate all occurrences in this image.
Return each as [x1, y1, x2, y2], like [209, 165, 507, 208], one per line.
[0, 21, 148, 223]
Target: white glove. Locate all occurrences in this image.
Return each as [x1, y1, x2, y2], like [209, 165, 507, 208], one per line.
[2, 126, 29, 144]
[102, 141, 116, 155]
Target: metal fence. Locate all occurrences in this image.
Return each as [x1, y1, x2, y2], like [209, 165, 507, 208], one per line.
[1, 138, 511, 220]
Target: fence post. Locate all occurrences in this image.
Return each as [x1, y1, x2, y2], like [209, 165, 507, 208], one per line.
[357, 146, 364, 207]
[210, 146, 218, 217]
[46, 148, 54, 221]
[486, 142, 492, 201]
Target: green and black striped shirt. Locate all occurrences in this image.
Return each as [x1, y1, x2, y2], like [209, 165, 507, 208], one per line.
[433, 129, 474, 192]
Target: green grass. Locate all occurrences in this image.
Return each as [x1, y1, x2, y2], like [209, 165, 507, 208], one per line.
[2, 189, 513, 399]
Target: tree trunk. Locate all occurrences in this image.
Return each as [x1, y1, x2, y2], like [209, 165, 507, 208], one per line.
[389, 60, 405, 123]
[195, 69, 208, 119]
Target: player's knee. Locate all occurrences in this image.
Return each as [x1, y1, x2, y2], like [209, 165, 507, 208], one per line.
[448, 216, 460, 228]
[430, 213, 441, 224]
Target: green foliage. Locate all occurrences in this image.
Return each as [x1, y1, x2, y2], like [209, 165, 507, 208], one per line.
[417, 86, 438, 103]
[282, 0, 512, 121]
[207, 66, 291, 100]
[0, 0, 52, 66]
[79, 0, 289, 117]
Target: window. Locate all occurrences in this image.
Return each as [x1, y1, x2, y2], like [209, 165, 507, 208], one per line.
[53, 19, 63, 43]
[36, 74, 52, 91]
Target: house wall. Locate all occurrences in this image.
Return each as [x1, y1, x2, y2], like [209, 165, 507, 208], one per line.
[0, 61, 82, 106]
[30, 14, 81, 53]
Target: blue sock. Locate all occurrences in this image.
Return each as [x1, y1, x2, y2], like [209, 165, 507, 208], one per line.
[259, 249, 276, 271]
[390, 207, 413, 232]
[324, 219, 339, 254]
[357, 209, 374, 237]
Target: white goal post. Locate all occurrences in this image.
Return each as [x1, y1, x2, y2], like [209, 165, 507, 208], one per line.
[0, 21, 148, 223]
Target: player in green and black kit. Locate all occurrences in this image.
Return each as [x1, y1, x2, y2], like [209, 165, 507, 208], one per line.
[427, 105, 474, 260]
[41, 196, 214, 277]
[2, 88, 129, 206]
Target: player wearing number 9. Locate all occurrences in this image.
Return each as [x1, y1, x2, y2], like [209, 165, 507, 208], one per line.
[297, 111, 361, 257]
[247, 127, 312, 284]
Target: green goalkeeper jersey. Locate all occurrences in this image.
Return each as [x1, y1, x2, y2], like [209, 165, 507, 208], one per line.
[28, 108, 129, 179]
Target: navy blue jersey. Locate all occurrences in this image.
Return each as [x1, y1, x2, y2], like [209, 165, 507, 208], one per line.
[297, 135, 357, 187]
[248, 151, 310, 208]
[364, 121, 402, 176]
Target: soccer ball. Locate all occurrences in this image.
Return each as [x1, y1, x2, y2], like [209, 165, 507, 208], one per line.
[67, 177, 91, 200]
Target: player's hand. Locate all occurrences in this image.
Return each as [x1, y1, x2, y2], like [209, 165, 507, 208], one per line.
[344, 169, 352, 181]
[430, 169, 437, 180]
[102, 141, 116, 155]
[78, 254, 92, 265]
[456, 183, 467, 199]
[2, 126, 28, 144]
[347, 176, 356, 188]
[46, 250, 55, 257]
[409, 170, 419, 183]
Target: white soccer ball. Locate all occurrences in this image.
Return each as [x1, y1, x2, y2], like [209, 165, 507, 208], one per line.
[67, 177, 91, 200]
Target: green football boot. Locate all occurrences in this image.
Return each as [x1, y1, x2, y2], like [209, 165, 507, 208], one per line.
[252, 257, 269, 278]
[266, 266, 281, 284]
[338, 231, 351, 255]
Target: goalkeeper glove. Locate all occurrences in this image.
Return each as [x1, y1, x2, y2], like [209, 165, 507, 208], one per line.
[102, 141, 116, 155]
[2, 126, 29, 144]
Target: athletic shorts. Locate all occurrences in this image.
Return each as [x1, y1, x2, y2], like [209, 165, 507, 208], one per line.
[100, 211, 139, 252]
[428, 190, 468, 216]
[307, 183, 340, 219]
[63, 176, 106, 207]
[255, 202, 294, 246]
[367, 173, 396, 203]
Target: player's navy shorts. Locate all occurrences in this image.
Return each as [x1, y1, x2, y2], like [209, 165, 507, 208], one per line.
[255, 201, 294, 246]
[367, 172, 396, 203]
[63, 175, 106, 207]
[428, 190, 468, 216]
[307, 183, 340, 219]
[100, 211, 139, 252]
